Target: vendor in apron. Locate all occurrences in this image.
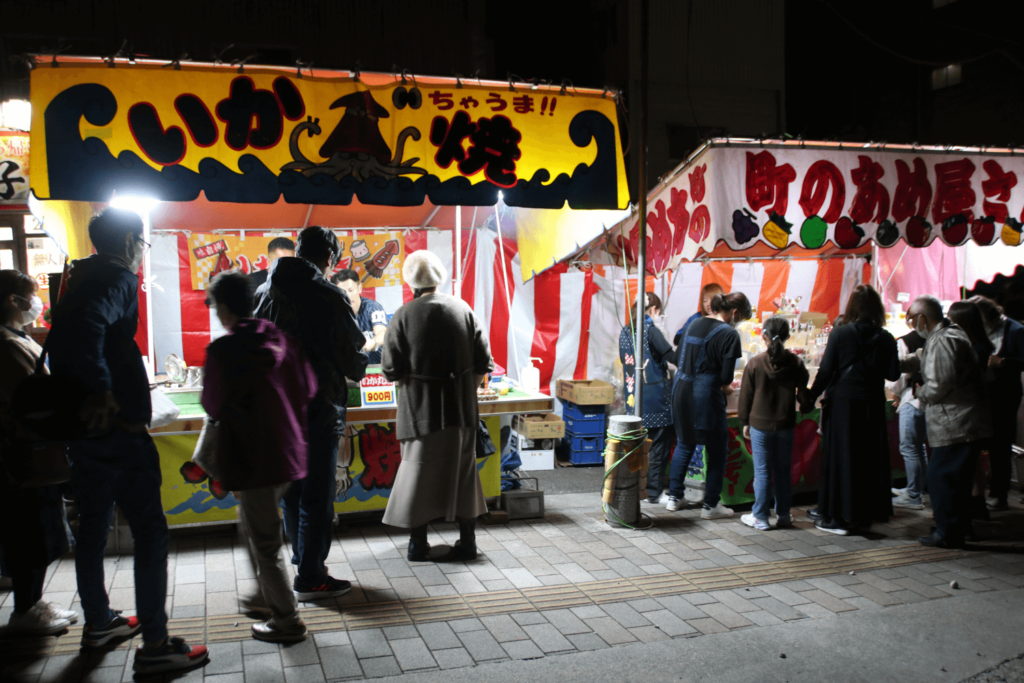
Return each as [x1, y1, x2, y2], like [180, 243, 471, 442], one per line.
[666, 292, 752, 519]
[619, 293, 675, 505]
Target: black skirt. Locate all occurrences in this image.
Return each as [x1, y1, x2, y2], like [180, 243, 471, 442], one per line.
[818, 389, 893, 527]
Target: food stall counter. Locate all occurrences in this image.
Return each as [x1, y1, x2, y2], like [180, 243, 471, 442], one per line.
[148, 386, 554, 527]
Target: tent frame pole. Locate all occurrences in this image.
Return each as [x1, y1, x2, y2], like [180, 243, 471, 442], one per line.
[455, 206, 462, 298]
[634, 0, 650, 419]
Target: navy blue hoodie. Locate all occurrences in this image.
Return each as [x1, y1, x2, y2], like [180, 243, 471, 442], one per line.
[47, 254, 152, 427]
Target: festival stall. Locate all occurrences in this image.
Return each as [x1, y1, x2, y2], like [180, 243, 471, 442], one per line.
[28, 57, 629, 526]
[581, 138, 1024, 505]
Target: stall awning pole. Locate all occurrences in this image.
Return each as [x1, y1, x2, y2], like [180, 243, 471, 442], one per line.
[143, 209, 155, 381]
[455, 206, 462, 299]
[633, 0, 650, 419]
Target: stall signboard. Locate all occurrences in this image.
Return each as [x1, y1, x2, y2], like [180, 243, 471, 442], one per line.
[187, 230, 404, 289]
[30, 63, 628, 210]
[609, 141, 1024, 276]
[152, 418, 502, 525]
[335, 418, 502, 513]
[0, 131, 29, 204]
[687, 406, 902, 506]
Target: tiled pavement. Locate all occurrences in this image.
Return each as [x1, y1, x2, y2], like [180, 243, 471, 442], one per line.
[2, 496, 1024, 682]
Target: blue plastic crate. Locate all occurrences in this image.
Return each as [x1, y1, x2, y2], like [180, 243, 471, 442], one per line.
[561, 401, 606, 420]
[564, 415, 606, 436]
[562, 434, 605, 453]
[569, 449, 603, 465]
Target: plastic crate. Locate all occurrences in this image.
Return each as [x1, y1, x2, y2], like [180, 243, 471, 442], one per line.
[562, 434, 605, 453]
[561, 401, 606, 419]
[564, 415, 606, 436]
[566, 448, 604, 466]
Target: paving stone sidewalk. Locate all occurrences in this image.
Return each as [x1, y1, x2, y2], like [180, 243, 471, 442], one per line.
[2, 495, 1023, 682]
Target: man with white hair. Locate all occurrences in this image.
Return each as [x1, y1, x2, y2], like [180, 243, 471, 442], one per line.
[380, 250, 493, 562]
[903, 295, 991, 548]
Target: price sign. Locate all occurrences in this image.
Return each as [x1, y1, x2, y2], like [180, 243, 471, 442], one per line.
[361, 386, 395, 406]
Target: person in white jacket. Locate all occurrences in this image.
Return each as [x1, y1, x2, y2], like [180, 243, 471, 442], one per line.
[888, 329, 928, 509]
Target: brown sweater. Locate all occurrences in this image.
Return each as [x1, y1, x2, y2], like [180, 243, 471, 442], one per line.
[737, 350, 809, 431]
[382, 293, 494, 441]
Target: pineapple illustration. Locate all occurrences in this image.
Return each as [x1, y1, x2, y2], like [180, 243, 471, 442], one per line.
[764, 211, 793, 249]
[1001, 218, 1023, 246]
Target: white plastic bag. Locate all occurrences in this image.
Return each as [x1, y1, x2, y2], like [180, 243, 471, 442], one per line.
[150, 387, 181, 428]
[192, 416, 222, 480]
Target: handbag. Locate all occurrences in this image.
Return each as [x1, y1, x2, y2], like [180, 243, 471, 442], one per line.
[476, 419, 496, 459]
[192, 416, 223, 481]
[11, 338, 90, 442]
[6, 438, 71, 488]
[8, 336, 75, 488]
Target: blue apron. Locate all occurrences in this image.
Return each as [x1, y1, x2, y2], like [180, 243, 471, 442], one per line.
[620, 318, 671, 427]
[675, 323, 731, 434]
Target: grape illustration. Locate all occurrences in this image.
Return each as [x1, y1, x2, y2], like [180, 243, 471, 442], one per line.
[732, 208, 759, 244]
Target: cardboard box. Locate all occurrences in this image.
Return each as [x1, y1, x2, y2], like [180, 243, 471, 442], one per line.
[517, 448, 555, 471]
[512, 413, 565, 439]
[556, 379, 614, 405]
[512, 430, 558, 453]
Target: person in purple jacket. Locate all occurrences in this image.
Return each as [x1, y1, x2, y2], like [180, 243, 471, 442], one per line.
[202, 271, 318, 643]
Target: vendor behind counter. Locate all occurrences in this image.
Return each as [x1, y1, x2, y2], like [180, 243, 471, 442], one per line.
[332, 269, 388, 364]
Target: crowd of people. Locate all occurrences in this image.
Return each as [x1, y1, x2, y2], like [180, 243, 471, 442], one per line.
[1, 206, 1021, 674]
[621, 281, 1023, 547]
[0, 210, 492, 674]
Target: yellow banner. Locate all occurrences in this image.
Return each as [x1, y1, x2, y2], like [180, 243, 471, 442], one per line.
[187, 230, 404, 290]
[30, 64, 627, 210]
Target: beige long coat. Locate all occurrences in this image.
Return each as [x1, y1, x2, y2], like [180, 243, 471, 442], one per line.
[380, 294, 493, 528]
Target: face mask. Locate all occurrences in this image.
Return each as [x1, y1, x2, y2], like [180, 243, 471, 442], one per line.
[16, 295, 43, 325]
[915, 318, 931, 340]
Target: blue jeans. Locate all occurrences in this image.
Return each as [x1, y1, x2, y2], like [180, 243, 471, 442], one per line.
[669, 427, 727, 507]
[283, 401, 341, 585]
[898, 404, 927, 501]
[69, 432, 169, 644]
[750, 427, 794, 522]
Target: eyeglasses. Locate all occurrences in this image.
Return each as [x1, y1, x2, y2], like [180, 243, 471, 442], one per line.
[136, 236, 151, 252]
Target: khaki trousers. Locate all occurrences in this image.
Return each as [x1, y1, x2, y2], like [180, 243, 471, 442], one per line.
[237, 483, 300, 624]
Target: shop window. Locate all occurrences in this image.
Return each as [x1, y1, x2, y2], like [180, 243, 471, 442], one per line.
[931, 64, 962, 90]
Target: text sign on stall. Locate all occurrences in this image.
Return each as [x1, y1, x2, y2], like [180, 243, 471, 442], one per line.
[610, 142, 1024, 276]
[360, 373, 395, 406]
[29, 63, 628, 209]
[0, 132, 29, 204]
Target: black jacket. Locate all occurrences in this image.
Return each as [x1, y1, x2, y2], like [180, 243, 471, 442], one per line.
[255, 257, 367, 413]
[47, 254, 152, 426]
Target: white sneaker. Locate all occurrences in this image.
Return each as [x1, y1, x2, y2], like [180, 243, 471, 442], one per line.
[891, 487, 906, 497]
[775, 514, 794, 528]
[642, 493, 670, 505]
[741, 514, 770, 530]
[666, 496, 682, 512]
[8, 602, 71, 635]
[701, 502, 735, 520]
[38, 600, 79, 624]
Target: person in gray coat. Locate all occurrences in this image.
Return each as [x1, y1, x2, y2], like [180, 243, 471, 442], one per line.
[381, 250, 493, 562]
[903, 295, 992, 548]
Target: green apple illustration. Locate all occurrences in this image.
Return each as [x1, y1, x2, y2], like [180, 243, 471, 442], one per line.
[800, 215, 827, 249]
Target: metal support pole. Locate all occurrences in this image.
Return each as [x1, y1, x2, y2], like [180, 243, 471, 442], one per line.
[633, 0, 650, 419]
[454, 206, 462, 298]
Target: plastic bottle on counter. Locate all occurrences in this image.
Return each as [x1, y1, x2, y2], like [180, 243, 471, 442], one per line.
[522, 357, 543, 392]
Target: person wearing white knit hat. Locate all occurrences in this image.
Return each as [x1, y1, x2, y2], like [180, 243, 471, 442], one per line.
[381, 250, 493, 562]
[402, 250, 447, 291]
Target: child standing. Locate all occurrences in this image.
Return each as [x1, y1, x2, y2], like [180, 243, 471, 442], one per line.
[737, 316, 809, 530]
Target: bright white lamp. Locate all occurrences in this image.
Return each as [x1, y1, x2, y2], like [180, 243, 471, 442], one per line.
[110, 194, 161, 214]
[0, 100, 31, 131]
